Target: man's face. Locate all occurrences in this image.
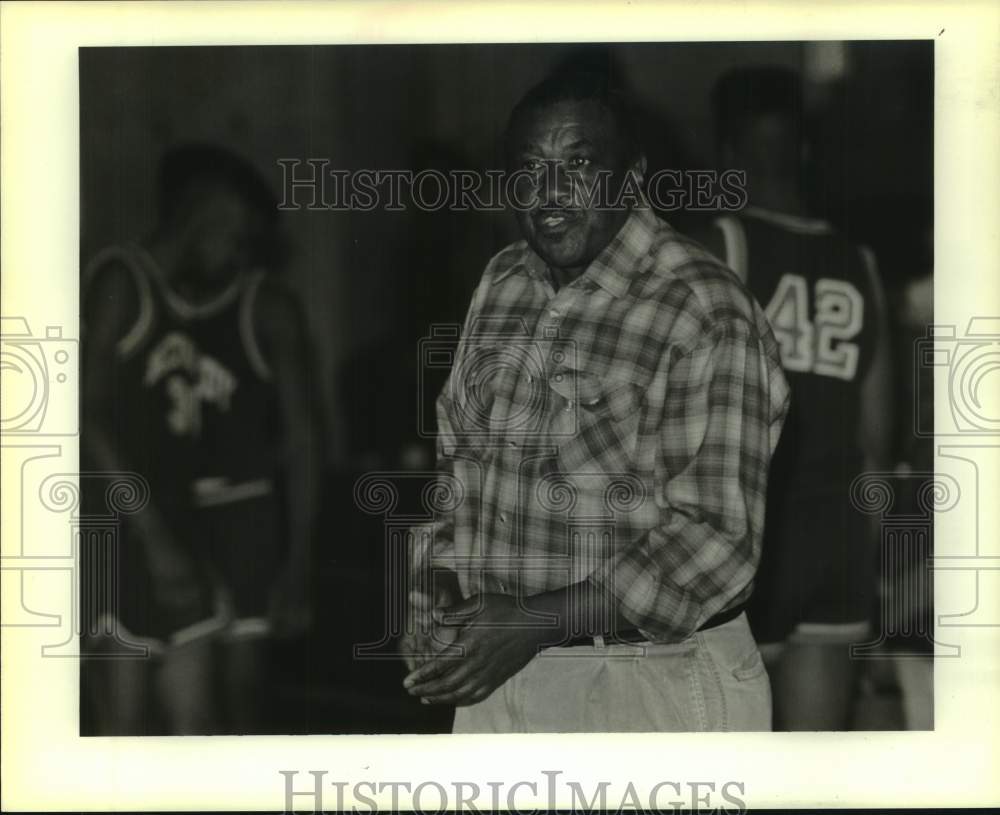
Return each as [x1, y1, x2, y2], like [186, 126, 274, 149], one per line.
[509, 99, 643, 276]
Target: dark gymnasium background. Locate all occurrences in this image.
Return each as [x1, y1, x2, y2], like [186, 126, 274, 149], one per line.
[80, 41, 933, 733]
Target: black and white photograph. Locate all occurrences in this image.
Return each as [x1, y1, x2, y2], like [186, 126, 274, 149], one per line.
[2, 2, 999, 811]
[78, 40, 933, 736]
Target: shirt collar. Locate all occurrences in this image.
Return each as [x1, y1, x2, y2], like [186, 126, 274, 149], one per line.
[495, 206, 659, 298]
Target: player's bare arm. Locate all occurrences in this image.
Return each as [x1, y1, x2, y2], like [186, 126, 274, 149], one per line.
[253, 278, 322, 637]
[858, 251, 894, 473]
[858, 251, 894, 555]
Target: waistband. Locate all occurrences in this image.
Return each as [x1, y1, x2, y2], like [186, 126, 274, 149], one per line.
[558, 603, 746, 648]
[191, 476, 274, 508]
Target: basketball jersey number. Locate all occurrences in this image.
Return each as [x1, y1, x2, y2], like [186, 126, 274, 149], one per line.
[765, 274, 864, 381]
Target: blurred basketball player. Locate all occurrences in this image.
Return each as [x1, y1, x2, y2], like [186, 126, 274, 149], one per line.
[702, 68, 893, 729]
[82, 144, 320, 734]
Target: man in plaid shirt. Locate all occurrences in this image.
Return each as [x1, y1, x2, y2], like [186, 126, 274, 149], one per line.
[402, 70, 790, 732]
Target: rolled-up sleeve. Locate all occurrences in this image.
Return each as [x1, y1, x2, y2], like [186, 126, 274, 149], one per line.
[588, 315, 789, 642]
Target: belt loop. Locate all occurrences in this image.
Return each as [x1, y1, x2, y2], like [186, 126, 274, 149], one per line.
[594, 634, 606, 650]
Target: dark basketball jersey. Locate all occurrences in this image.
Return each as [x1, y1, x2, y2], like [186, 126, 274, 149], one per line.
[82, 244, 291, 641]
[714, 207, 879, 498]
[713, 207, 883, 641]
[83, 243, 281, 520]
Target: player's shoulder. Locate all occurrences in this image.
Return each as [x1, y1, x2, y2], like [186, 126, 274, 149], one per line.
[252, 271, 297, 309]
[739, 207, 871, 259]
[722, 208, 880, 296]
[249, 272, 304, 342]
[740, 206, 837, 237]
[84, 243, 148, 294]
[82, 243, 155, 323]
[82, 244, 159, 354]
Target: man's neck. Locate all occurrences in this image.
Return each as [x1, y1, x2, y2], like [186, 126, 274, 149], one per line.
[144, 233, 236, 304]
[548, 264, 584, 292]
[144, 233, 175, 279]
[746, 178, 806, 217]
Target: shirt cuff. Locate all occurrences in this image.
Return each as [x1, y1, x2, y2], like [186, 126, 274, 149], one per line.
[586, 549, 702, 644]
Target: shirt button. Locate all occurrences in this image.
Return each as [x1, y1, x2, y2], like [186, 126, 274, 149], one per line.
[564, 399, 575, 412]
[499, 513, 507, 524]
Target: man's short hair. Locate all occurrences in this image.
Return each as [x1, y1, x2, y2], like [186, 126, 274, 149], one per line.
[504, 69, 642, 164]
[156, 143, 279, 227]
[712, 66, 804, 149]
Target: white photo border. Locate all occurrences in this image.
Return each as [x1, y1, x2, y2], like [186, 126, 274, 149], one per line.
[2, 0, 999, 810]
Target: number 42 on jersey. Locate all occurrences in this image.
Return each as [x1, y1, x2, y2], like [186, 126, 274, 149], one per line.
[765, 273, 864, 382]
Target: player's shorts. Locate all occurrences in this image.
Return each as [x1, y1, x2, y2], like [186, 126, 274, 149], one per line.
[80, 480, 284, 654]
[747, 490, 877, 648]
[193, 477, 285, 643]
[79, 496, 229, 658]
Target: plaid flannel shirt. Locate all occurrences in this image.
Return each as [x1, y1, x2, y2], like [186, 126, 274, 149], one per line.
[414, 206, 790, 642]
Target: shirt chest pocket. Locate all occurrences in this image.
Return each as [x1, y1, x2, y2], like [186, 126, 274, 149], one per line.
[451, 343, 549, 447]
[548, 369, 643, 475]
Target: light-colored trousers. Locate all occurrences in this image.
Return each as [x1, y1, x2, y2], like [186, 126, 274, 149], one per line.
[452, 612, 771, 733]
